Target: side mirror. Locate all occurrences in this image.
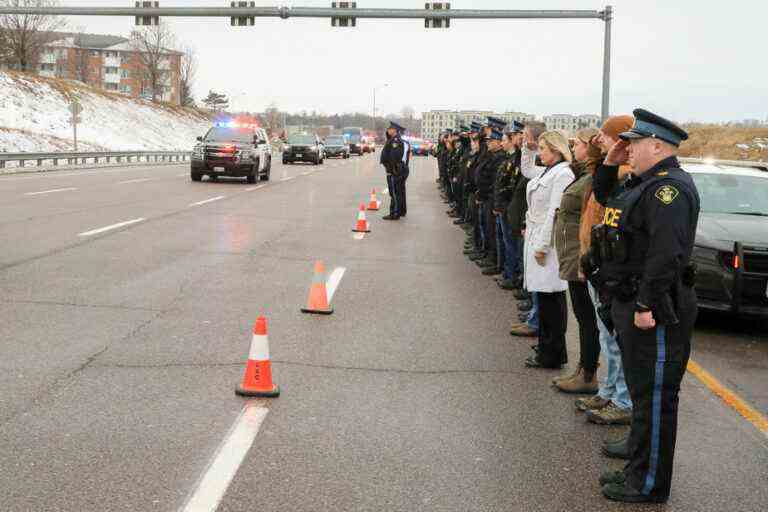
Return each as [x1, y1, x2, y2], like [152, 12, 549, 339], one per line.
[196, 136, 203, 142]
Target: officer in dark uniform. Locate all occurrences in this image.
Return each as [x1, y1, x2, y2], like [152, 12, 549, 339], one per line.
[380, 121, 408, 220]
[585, 109, 700, 503]
[474, 117, 509, 271]
[439, 129, 454, 200]
[448, 125, 471, 219]
[454, 124, 477, 226]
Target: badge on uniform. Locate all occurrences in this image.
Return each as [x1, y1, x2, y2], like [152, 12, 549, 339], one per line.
[655, 185, 679, 205]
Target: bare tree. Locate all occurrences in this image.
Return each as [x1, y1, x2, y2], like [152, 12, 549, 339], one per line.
[0, 0, 67, 72]
[130, 23, 176, 103]
[71, 29, 91, 84]
[179, 44, 196, 107]
[264, 102, 282, 135]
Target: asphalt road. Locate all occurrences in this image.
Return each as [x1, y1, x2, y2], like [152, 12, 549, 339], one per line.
[0, 153, 766, 511]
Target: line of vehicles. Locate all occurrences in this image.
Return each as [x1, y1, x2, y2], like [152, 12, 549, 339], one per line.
[190, 122, 377, 181]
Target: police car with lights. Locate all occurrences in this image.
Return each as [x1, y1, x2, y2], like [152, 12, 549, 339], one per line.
[191, 121, 272, 183]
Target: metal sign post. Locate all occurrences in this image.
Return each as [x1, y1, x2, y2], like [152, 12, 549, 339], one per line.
[69, 100, 82, 151]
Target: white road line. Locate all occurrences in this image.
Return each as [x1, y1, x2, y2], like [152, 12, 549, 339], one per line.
[177, 173, 189, 177]
[78, 217, 145, 237]
[326, 267, 347, 302]
[301, 171, 313, 176]
[117, 178, 152, 185]
[179, 403, 269, 512]
[245, 185, 267, 192]
[280, 176, 294, 182]
[24, 187, 77, 196]
[190, 195, 226, 207]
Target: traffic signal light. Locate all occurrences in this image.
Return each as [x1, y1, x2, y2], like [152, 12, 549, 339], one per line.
[425, 2, 450, 29]
[231, 1, 255, 26]
[134, 1, 159, 26]
[331, 1, 356, 27]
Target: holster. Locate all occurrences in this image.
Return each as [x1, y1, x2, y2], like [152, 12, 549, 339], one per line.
[654, 292, 680, 326]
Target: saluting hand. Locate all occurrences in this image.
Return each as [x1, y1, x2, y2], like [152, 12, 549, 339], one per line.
[634, 310, 656, 330]
[605, 139, 630, 166]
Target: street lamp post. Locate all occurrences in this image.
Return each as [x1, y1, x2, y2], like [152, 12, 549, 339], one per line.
[372, 83, 389, 135]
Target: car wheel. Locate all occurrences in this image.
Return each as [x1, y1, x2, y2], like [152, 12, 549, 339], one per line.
[191, 170, 202, 182]
[246, 163, 258, 184]
[261, 157, 271, 181]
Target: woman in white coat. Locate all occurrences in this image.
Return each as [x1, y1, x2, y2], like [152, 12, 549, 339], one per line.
[523, 131, 575, 369]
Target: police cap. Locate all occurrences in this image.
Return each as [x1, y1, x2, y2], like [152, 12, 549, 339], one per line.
[487, 116, 507, 130]
[389, 121, 406, 134]
[487, 128, 504, 141]
[508, 120, 525, 134]
[619, 109, 689, 147]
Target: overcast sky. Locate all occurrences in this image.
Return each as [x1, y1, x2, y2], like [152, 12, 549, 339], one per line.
[59, 0, 766, 123]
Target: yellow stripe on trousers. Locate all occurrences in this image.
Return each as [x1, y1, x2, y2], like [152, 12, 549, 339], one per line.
[688, 359, 768, 437]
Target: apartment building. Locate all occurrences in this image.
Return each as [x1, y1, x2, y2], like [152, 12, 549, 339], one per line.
[421, 110, 537, 140]
[543, 114, 602, 135]
[36, 32, 182, 105]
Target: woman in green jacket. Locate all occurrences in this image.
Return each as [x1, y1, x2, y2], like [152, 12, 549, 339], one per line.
[552, 128, 603, 393]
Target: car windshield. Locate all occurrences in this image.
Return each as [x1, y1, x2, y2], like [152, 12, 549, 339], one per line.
[691, 172, 768, 215]
[326, 137, 346, 145]
[205, 127, 253, 143]
[288, 134, 315, 145]
[347, 135, 361, 143]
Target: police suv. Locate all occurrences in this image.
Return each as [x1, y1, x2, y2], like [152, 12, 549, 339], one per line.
[191, 122, 272, 183]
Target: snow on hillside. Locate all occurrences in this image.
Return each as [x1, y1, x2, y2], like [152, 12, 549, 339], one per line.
[0, 71, 211, 153]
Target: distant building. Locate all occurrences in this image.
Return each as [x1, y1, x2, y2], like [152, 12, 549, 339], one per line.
[543, 114, 601, 136]
[421, 110, 536, 141]
[33, 32, 182, 105]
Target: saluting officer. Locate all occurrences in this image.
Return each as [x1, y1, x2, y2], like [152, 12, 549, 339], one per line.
[380, 121, 408, 220]
[588, 109, 700, 503]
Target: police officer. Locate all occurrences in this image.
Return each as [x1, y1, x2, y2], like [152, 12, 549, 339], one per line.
[448, 125, 472, 219]
[586, 109, 700, 503]
[380, 121, 408, 220]
[474, 117, 509, 271]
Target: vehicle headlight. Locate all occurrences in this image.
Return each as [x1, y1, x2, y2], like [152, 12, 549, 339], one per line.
[692, 245, 719, 264]
[310, 145, 317, 151]
[283, 145, 291, 152]
[192, 145, 203, 158]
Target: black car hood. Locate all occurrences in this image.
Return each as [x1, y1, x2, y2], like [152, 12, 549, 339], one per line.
[697, 212, 768, 247]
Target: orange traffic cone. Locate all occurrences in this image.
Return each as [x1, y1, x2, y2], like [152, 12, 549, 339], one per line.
[352, 203, 371, 233]
[367, 188, 380, 211]
[301, 260, 334, 315]
[235, 316, 280, 397]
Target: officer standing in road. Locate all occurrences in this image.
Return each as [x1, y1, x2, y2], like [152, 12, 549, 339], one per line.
[587, 109, 700, 503]
[380, 121, 408, 220]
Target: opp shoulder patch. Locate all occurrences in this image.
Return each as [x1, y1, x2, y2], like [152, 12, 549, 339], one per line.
[655, 184, 679, 205]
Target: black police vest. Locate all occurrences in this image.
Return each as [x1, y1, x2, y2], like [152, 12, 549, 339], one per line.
[600, 168, 697, 281]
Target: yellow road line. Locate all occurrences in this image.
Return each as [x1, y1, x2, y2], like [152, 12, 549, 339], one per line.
[688, 359, 768, 437]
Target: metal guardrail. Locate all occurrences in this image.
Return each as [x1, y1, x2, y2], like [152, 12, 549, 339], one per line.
[0, 150, 190, 169]
[680, 157, 768, 171]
